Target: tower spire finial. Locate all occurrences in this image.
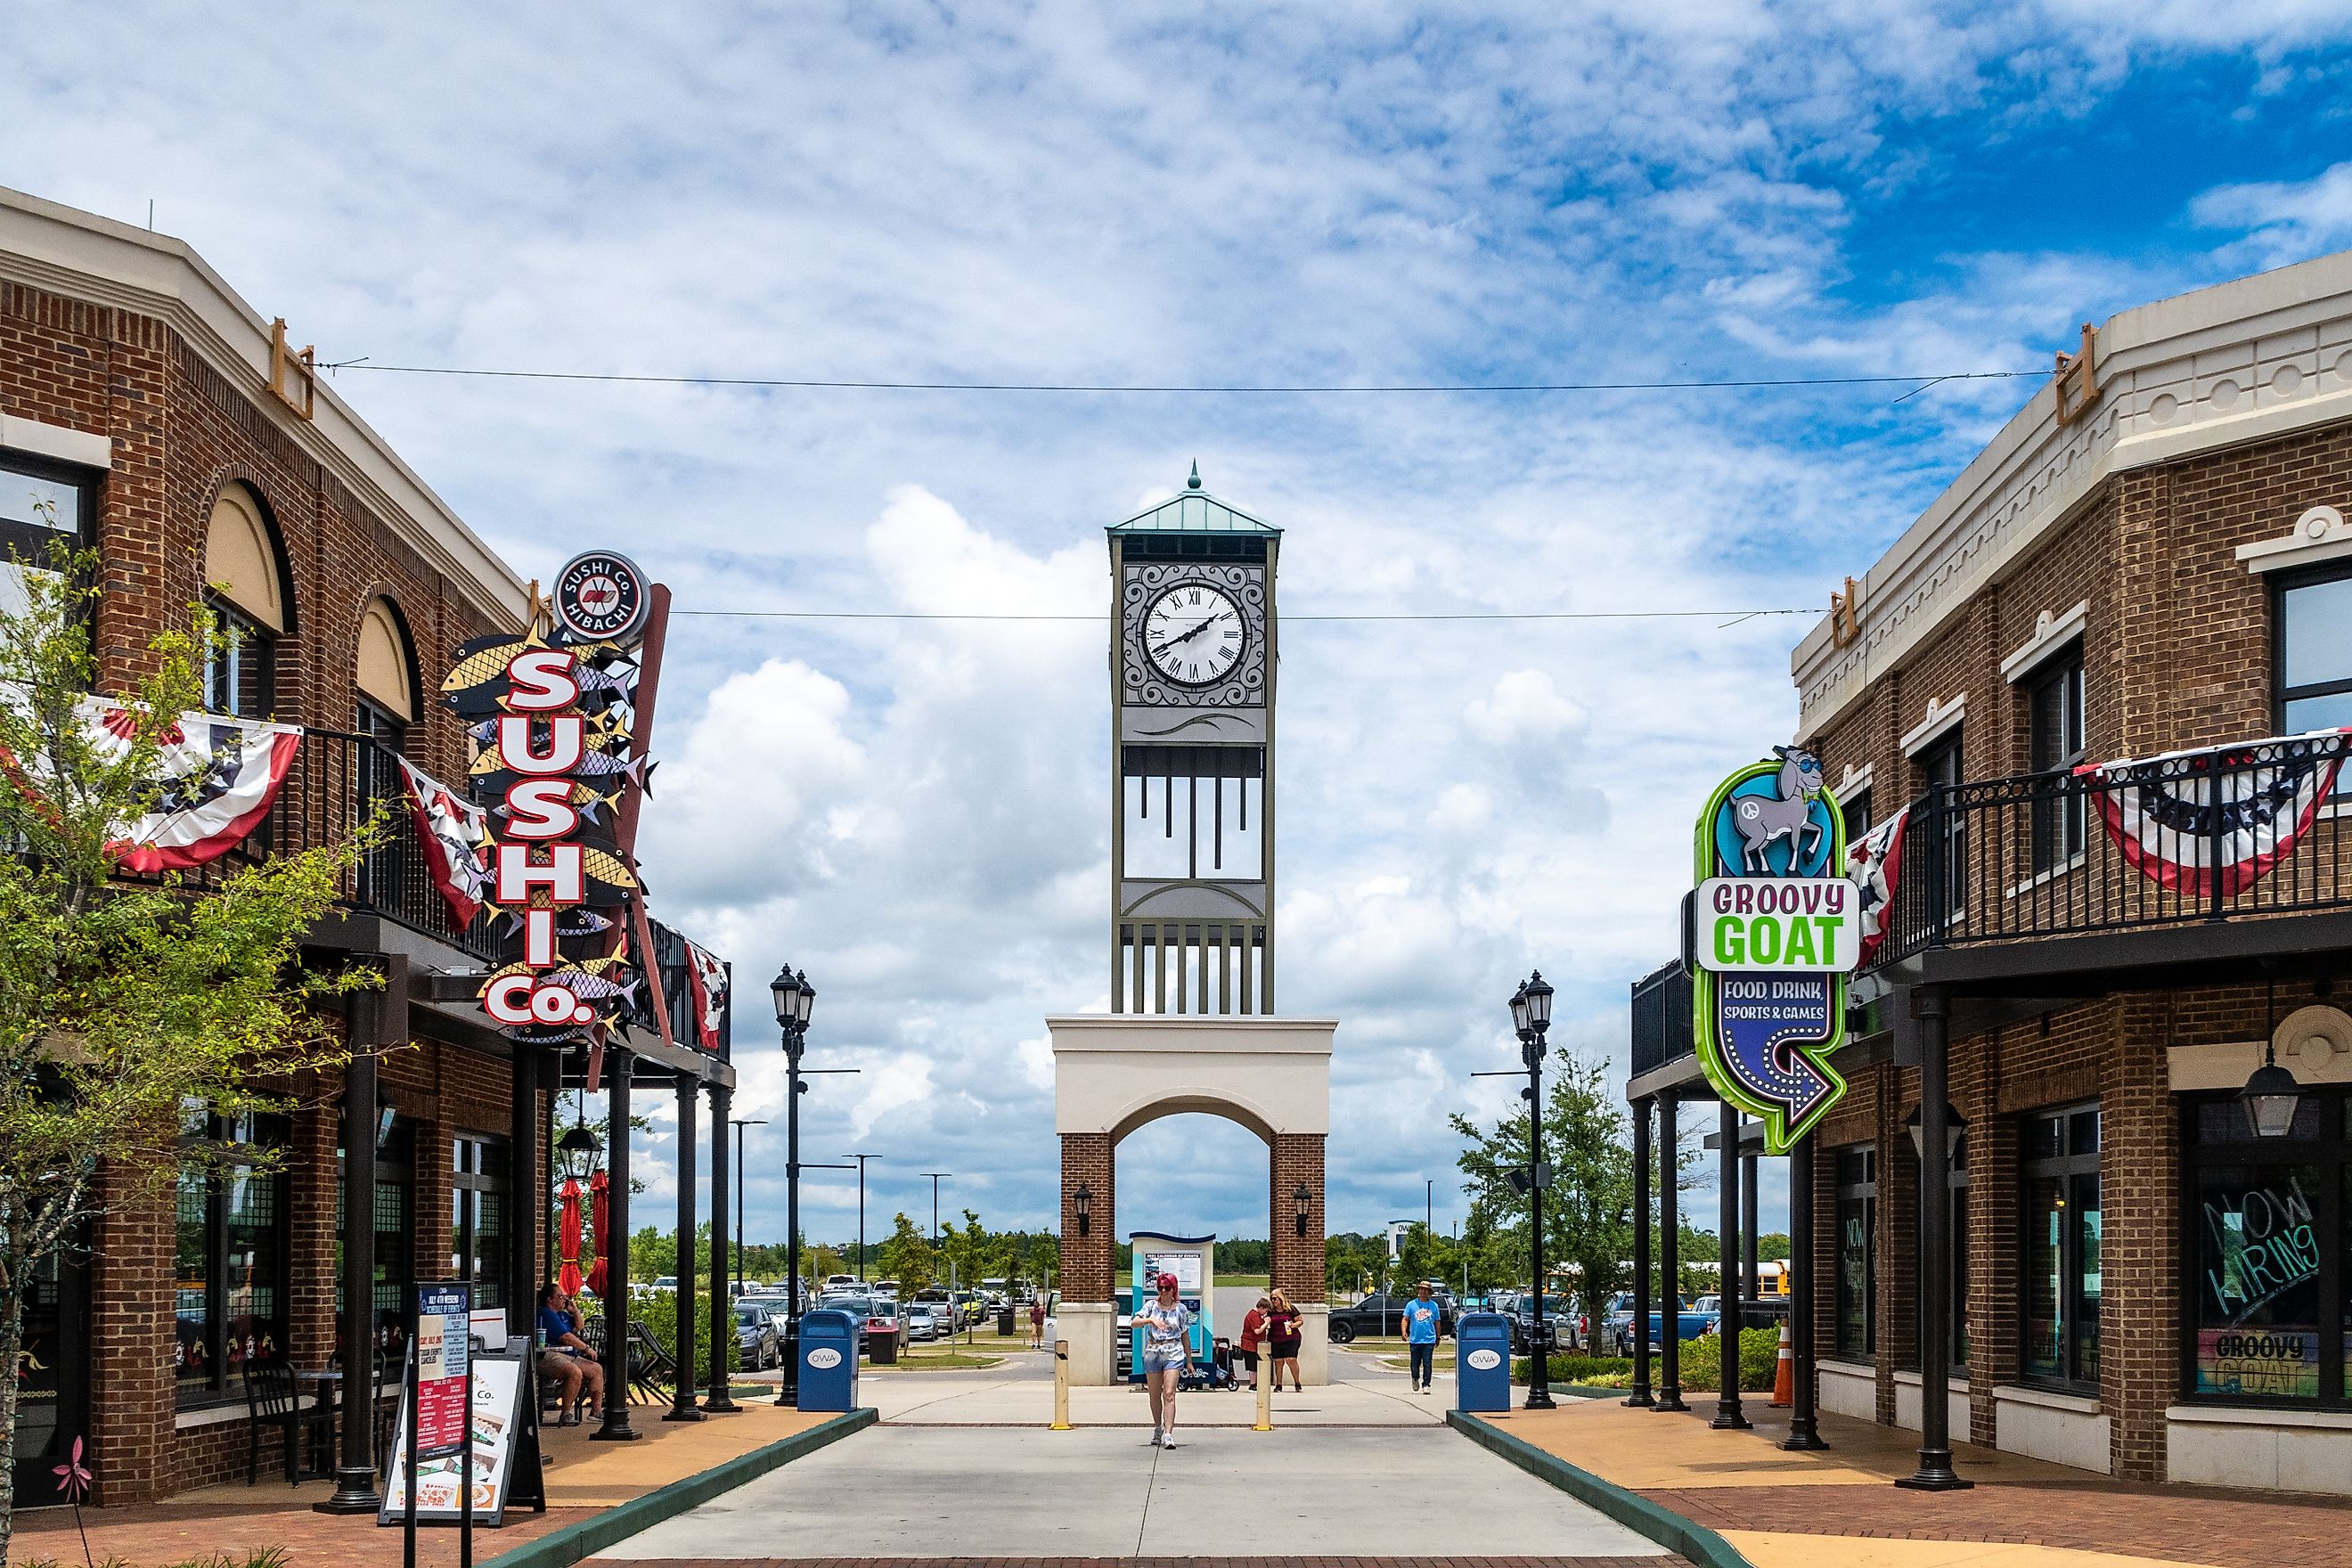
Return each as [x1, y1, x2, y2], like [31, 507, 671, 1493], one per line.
[1187, 461, 1202, 491]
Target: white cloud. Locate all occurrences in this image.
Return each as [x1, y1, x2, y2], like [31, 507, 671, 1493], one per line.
[12, 1, 2352, 1245]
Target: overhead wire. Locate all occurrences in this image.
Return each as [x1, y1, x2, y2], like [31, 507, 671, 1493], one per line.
[666, 607, 1815, 623]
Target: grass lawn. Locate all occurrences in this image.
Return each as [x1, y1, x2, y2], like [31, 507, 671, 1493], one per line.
[872, 1338, 1009, 1370]
[1213, 1273, 1269, 1286]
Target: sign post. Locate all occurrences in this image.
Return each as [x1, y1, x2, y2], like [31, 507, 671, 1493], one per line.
[404, 1282, 471, 1568]
[1690, 747, 1857, 1153]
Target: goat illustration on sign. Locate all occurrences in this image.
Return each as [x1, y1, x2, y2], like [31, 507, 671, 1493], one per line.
[1733, 746, 1828, 873]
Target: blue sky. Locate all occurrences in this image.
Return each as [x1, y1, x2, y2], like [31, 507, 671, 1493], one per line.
[13, 2, 2352, 1254]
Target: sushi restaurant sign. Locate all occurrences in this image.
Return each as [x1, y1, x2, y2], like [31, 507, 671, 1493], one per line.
[1691, 747, 1858, 1155]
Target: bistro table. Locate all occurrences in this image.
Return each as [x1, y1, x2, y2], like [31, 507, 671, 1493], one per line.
[293, 1369, 341, 1480]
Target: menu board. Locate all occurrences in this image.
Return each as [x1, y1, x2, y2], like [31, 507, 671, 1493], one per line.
[1140, 1253, 1203, 1292]
[414, 1285, 470, 1458]
[380, 1352, 533, 1528]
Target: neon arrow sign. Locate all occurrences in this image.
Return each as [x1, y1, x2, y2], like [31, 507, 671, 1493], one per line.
[1690, 747, 1854, 1154]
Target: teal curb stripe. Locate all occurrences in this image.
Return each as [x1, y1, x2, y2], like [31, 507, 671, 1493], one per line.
[481, 1407, 878, 1568]
[1445, 1409, 1752, 1568]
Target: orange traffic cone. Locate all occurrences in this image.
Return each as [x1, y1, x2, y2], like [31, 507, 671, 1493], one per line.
[1769, 1319, 1793, 1407]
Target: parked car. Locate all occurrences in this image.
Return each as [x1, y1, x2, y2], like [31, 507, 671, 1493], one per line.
[735, 1302, 782, 1368]
[1601, 1291, 1637, 1353]
[903, 1304, 941, 1342]
[650, 1275, 678, 1294]
[1326, 1291, 1457, 1344]
[1507, 1294, 1576, 1354]
[1640, 1299, 1719, 1351]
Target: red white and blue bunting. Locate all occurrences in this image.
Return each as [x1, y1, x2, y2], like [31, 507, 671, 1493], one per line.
[2087, 729, 2350, 898]
[1846, 803, 1908, 967]
[396, 755, 494, 927]
[87, 703, 302, 873]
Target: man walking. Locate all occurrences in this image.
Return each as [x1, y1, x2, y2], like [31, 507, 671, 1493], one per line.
[1401, 1280, 1442, 1395]
[1136, 1271, 1194, 1448]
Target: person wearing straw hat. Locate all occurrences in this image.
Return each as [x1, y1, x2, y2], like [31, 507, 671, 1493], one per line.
[1136, 1271, 1195, 1448]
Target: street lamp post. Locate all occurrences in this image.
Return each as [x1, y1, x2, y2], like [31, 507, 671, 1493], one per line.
[842, 1153, 880, 1281]
[1512, 972, 1556, 1411]
[728, 1118, 766, 1302]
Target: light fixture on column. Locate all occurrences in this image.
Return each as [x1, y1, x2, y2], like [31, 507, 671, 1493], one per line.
[1294, 1181, 1311, 1237]
[2242, 973, 2302, 1139]
[1074, 1181, 1091, 1236]
[1903, 1102, 1967, 1161]
[557, 1122, 602, 1183]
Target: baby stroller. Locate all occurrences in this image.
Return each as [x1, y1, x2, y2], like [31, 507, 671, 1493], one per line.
[1180, 1336, 1238, 1392]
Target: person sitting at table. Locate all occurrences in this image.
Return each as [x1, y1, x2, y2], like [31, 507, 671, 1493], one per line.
[536, 1283, 606, 1426]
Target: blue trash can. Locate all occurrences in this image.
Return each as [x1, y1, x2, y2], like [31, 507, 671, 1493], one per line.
[1454, 1311, 1512, 1413]
[797, 1308, 860, 1412]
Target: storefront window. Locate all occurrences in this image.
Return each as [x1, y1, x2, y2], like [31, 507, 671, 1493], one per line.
[1833, 1145, 1875, 1358]
[176, 1107, 290, 1408]
[2277, 568, 2352, 796]
[2021, 1105, 2100, 1391]
[451, 1134, 510, 1310]
[2186, 1090, 2345, 1405]
[336, 1112, 416, 1361]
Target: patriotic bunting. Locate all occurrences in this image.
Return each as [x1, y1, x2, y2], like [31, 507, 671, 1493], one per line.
[1847, 804, 1909, 967]
[2088, 729, 2349, 898]
[86, 703, 302, 872]
[395, 755, 494, 926]
[683, 938, 728, 1053]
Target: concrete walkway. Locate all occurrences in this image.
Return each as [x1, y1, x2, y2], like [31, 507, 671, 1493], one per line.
[1477, 1395, 2352, 1568]
[599, 1350, 1666, 1561]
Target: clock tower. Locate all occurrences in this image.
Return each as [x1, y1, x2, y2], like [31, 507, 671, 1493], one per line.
[1107, 464, 1279, 1015]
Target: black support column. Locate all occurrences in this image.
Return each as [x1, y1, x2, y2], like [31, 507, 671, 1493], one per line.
[318, 974, 388, 1514]
[594, 1050, 641, 1441]
[706, 1081, 739, 1411]
[1712, 1098, 1750, 1429]
[1654, 1090, 1686, 1411]
[1783, 1131, 1826, 1450]
[1625, 1096, 1654, 1407]
[510, 1042, 540, 1338]
[1899, 988, 1970, 1489]
[667, 1071, 704, 1421]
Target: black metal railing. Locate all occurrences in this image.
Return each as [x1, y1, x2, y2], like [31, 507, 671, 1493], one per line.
[122, 728, 505, 964]
[1872, 730, 2352, 968]
[1630, 960, 1695, 1076]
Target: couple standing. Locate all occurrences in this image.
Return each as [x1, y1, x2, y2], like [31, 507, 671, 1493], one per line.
[1237, 1289, 1302, 1392]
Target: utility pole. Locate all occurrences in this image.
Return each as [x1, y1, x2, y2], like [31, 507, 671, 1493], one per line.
[843, 1153, 880, 1280]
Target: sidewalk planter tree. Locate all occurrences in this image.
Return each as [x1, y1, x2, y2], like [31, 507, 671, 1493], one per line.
[0, 544, 360, 1558]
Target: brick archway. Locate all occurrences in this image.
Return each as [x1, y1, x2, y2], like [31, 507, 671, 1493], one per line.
[1049, 1015, 1335, 1384]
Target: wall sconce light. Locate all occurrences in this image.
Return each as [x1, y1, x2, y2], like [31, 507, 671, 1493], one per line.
[1294, 1181, 1312, 1237]
[1074, 1181, 1092, 1237]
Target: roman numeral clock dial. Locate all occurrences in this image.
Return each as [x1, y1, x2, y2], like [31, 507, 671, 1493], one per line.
[1143, 581, 1246, 686]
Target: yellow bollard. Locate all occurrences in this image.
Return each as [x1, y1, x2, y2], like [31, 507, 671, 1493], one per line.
[1052, 1339, 1071, 1431]
[1254, 1356, 1273, 1432]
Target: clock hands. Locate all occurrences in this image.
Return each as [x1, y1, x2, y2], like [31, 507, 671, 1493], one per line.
[1150, 614, 1224, 654]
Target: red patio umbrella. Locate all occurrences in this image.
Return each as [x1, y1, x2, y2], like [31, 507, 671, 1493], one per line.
[585, 1168, 610, 1296]
[558, 1177, 585, 1298]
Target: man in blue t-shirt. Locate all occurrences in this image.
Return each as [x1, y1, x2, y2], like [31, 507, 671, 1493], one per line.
[537, 1283, 607, 1426]
[1401, 1282, 1443, 1393]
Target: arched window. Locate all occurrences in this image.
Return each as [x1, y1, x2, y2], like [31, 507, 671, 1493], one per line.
[201, 485, 287, 716]
[354, 596, 417, 744]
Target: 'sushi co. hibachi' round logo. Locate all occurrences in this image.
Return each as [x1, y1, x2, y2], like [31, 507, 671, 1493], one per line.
[553, 551, 651, 645]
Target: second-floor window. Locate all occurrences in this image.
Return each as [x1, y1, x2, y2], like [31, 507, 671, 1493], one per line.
[2029, 644, 2087, 870]
[2279, 568, 2352, 796]
[203, 598, 275, 717]
[1917, 730, 1965, 919]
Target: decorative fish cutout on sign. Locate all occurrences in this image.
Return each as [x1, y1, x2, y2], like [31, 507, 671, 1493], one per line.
[442, 633, 639, 717]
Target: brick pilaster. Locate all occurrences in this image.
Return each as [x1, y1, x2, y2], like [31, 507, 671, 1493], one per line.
[1270, 1132, 1326, 1304]
[1059, 1132, 1115, 1303]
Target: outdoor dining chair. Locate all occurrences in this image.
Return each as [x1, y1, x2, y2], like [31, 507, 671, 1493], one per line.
[241, 1360, 333, 1486]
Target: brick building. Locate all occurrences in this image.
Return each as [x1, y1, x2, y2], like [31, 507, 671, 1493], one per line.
[1628, 249, 2352, 1494]
[2, 186, 739, 1510]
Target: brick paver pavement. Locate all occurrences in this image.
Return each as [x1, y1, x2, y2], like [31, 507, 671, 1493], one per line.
[628, 1559, 1689, 1568]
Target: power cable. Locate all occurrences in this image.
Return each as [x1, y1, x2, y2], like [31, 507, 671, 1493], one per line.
[317, 361, 2043, 396]
[666, 607, 1815, 623]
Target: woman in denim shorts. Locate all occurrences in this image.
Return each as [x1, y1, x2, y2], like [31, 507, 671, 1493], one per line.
[1135, 1272, 1194, 1449]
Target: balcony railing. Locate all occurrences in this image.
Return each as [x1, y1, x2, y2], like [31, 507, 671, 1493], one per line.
[124, 728, 506, 965]
[1629, 960, 1694, 1078]
[1871, 730, 2352, 970]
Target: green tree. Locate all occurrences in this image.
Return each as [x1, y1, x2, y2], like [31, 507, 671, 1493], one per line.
[632, 1223, 677, 1280]
[940, 1207, 996, 1303]
[876, 1212, 935, 1292]
[1451, 1044, 1637, 1351]
[0, 544, 362, 1557]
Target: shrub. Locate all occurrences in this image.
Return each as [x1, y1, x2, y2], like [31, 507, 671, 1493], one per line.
[633, 1289, 742, 1385]
[1513, 1327, 1778, 1392]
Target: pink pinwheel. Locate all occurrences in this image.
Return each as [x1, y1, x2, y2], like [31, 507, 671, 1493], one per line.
[53, 1435, 91, 1502]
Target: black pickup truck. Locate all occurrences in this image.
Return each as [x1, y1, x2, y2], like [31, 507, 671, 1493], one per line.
[1325, 1292, 1456, 1344]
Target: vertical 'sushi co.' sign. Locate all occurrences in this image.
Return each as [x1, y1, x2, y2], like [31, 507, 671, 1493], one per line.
[441, 551, 654, 1041]
[1690, 746, 1858, 1153]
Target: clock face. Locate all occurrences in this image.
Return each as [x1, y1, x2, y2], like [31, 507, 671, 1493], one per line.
[1144, 582, 1247, 686]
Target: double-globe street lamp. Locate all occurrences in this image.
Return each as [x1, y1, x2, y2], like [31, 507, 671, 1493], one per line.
[770, 964, 856, 1405]
[1508, 971, 1556, 1412]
